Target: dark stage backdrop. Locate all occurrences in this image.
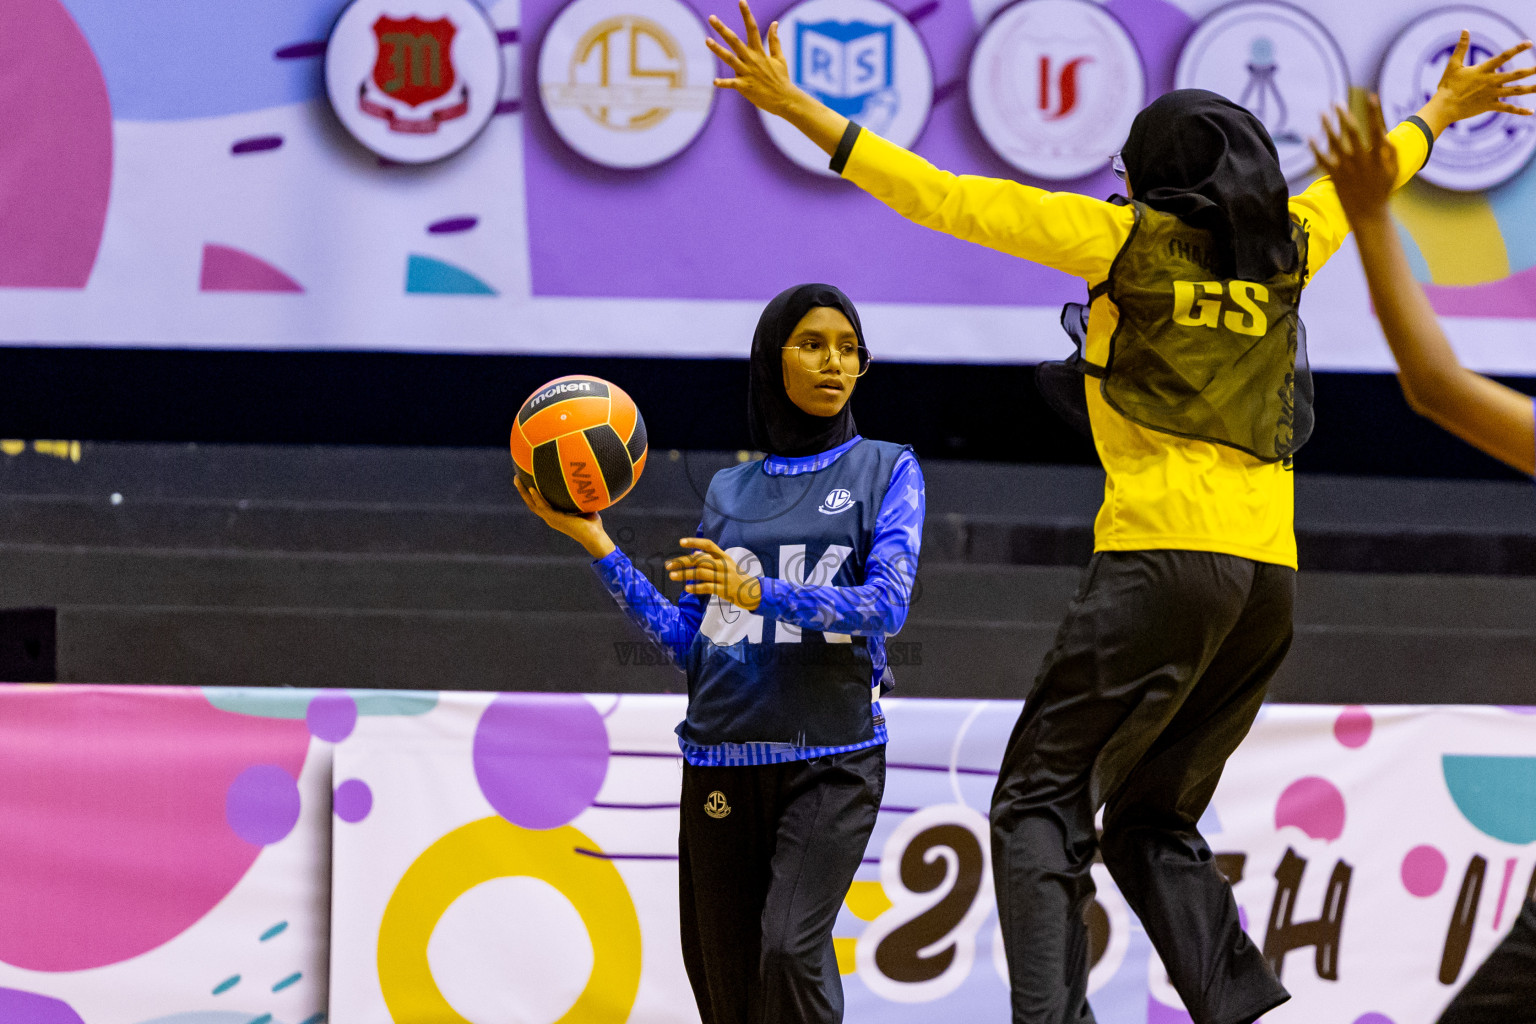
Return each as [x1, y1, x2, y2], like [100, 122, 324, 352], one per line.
[2, 348, 1532, 480]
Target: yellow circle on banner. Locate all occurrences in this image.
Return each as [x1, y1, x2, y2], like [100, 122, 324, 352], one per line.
[377, 816, 642, 1023]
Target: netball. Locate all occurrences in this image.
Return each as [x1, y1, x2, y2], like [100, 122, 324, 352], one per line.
[8, 1, 1535, 1021]
[510, 374, 648, 514]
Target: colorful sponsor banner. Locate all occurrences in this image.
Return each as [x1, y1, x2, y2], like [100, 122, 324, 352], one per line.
[1, 685, 1535, 1024]
[330, 693, 1536, 1024]
[2, 0, 1535, 369]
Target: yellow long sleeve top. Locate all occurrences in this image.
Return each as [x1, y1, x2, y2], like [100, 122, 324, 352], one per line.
[838, 123, 1431, 569]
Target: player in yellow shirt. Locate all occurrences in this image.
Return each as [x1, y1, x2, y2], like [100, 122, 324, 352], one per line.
[707, 6, 1534, 1021]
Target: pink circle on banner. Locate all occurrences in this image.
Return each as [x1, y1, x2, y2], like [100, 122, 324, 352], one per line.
[1401, 845, 1448, 897]
[472, 694, 609, 830]
[305, 689, 358, 742]
[0, 687, 309, 971]
[0, 0, 112, 287]
[334, 778, 373, 823]
[1333, 705, 1372, 748]
[1274, 776, 1346, 841]
[1353, 1015, 1394, 1024]
[225, 765, 301, 845]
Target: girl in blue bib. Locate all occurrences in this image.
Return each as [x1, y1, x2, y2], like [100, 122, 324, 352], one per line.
[517, 283, 925, 1024]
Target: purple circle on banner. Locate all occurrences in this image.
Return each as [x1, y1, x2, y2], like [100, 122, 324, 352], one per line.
[0, 988, 85, 1024]
[1353, 1015, 1395, 1024]
[472, 694, 609, 829]
[334, 779, 373, 823]
[1334, 705, 1373, 748]
[226, 764, 301, 846]
[306, 689, 357, 742]
[1402, 845, 1448, 897]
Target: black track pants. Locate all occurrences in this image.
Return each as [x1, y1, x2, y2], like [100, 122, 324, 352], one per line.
[1436, 897, 1536, 1024]
[990, 550, 1294, 1024]
[678, 744, 884, 1024]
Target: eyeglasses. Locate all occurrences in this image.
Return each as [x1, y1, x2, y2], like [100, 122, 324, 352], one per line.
[783, 338, 871, 377]
[1110, 152, 1127, 181]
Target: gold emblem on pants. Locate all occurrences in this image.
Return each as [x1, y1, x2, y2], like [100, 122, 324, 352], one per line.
[704, 790, 731, 819]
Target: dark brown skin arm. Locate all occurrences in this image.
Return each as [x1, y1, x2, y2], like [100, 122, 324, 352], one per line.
[1313, 97, 1535, 476]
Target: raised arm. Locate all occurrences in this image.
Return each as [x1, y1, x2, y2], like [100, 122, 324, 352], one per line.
[706, 0, 1131, 281]
[1313, 97, 1535, 476]
[1294, 33, 1536, 277]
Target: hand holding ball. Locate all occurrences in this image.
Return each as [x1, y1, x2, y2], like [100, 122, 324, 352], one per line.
[510, 375, 648, 514]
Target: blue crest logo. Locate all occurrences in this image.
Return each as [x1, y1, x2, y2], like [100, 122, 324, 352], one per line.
[795, 20, 895, 122]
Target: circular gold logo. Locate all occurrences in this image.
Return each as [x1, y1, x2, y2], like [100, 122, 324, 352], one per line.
[704, 790, 731, 819]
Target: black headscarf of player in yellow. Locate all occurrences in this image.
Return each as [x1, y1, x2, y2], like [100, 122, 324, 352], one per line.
[747, 283, 862, 457]
[1121, 89, 1296, 281]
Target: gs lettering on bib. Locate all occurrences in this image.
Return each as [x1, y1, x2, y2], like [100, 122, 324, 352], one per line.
[1099, 203, 1313, 463]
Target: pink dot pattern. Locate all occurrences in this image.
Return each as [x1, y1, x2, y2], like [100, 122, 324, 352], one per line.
[1274, 776, 1347, 842]
[1333, 706, 1373, 748]
[1401, 845, 1448, 898]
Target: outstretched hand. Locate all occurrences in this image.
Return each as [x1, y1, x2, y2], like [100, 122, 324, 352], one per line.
[706, 0, 798, 117]
[667, 537, 763, 611]
[706, 0, 848, 154]
[1428, 31, 1536, 126]
[514, 475, 615, 558]
[1311, 95, 1399, 224]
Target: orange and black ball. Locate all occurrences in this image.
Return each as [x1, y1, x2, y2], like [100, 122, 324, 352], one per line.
[510, 375, 647, 514]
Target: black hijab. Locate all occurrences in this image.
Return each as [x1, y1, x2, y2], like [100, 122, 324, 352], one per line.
[747, 283, 862, 457]
[1120, 89, 1295, 281]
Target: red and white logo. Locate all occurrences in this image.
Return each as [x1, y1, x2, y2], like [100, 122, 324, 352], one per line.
[1038, 55, 1092, 120]
[326, 0, 503, 163]
[359, 15, 468, 133]
[968, 0, 1145, 181]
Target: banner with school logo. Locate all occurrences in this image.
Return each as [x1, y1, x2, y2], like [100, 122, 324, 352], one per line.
[3, 0, 1536, 370]
[2, 685, 1535, 1024]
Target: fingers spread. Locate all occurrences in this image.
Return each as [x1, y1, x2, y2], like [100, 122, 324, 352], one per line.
[706, 37, 747, 73]
[708, 15, 751, 60]
[1341, 111, 1367, 158]
[768, 21, 783, 60]
[740, 0, 763, 51]
[1450, 30, 1471, 68]
[1321, 107, 1344, 154]
[1478, 39, 1533, 72]
[1308, 138, 1334, 175]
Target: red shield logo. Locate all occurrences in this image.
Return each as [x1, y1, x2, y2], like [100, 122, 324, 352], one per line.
[371, 16, 457, 107]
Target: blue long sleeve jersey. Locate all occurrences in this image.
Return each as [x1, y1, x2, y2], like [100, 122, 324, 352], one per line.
[591, 437, 926, 765]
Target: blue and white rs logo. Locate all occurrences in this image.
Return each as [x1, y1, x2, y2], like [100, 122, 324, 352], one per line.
[819, 488, 855, 515]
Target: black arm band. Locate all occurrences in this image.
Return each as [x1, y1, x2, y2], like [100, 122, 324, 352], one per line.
[1406, 115, 1435, 164]
[829, 121, 862, 176]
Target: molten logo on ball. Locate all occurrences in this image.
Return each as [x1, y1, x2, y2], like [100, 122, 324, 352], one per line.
[511, 374, 649, 514]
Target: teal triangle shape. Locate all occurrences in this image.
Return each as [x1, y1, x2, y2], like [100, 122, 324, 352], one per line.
[406, 254, 496, 295]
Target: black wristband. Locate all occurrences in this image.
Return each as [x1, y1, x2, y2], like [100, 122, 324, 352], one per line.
[1406, 115, 1435, 163]
[829, 120, 862, 176]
